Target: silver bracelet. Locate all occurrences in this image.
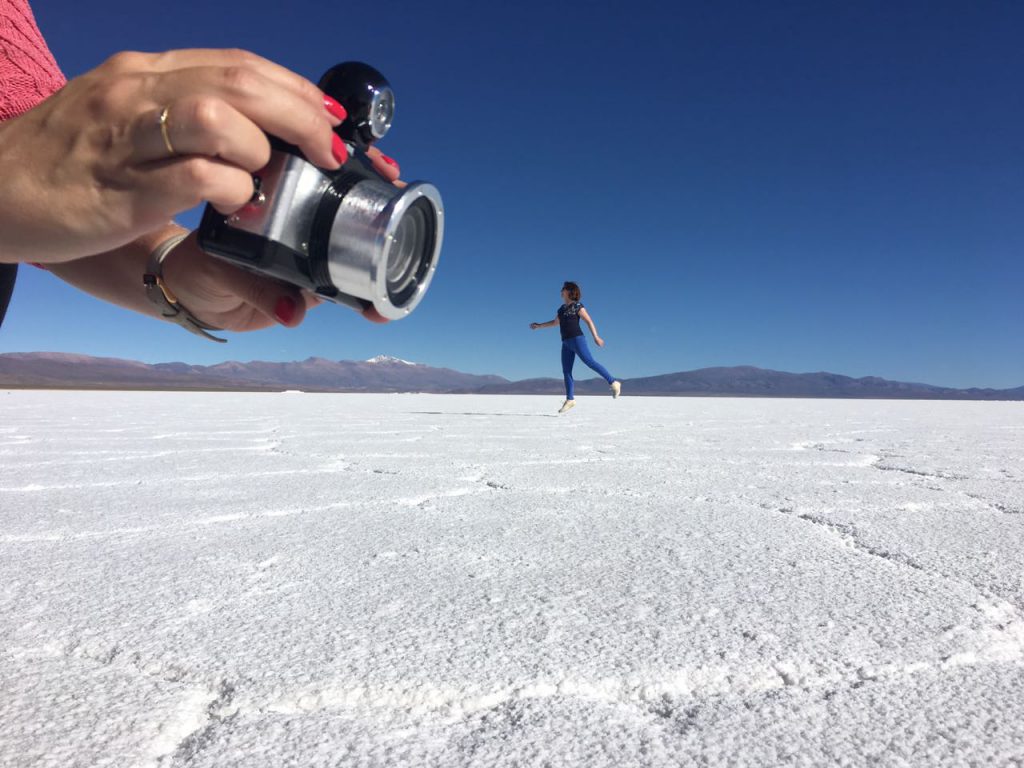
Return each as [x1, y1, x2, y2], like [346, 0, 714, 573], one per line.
[142, 233, 226, 343]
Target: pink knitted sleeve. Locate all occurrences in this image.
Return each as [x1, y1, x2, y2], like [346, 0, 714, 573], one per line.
[0, 0, 65, 121]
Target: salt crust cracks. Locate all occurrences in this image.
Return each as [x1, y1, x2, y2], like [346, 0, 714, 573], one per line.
[1, 392, 1022, 766]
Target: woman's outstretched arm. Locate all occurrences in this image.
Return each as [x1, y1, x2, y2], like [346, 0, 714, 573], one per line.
[530, 318, 558, 330]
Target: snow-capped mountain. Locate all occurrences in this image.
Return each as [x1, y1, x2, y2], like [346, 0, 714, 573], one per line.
[365, 355, 418, 366]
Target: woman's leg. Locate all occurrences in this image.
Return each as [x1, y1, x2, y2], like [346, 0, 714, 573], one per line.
[561, 342, 576, 399]
[567, 336, 615, 384]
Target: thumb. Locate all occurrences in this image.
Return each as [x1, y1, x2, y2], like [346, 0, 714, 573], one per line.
[161, 236, 307, 330]
[198, 257, 308, 328]
[233, 271, 307, 327]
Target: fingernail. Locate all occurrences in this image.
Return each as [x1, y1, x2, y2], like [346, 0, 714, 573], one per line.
[380, 153, 397, 167]
[331, 134, 349, 165]
[275, 296, 296, 325]
[323, 95, 347, 122]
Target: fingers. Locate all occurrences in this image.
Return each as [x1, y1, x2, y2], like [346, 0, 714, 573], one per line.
[367, 147, 401, 182]
[362, 306, 390, 324]
[108, 49, 341, 170]
[136, 49, 330, 118]
[160, 232, 387, 332]
[160, 236, 316, 332]
[206, 260, 308, 328]
[133, 156, 258, 214]
[164, 246, 307, 329]
[153, 65, 341, 169]
[130, 100, 271, 169]
[126, 50, 406, 205]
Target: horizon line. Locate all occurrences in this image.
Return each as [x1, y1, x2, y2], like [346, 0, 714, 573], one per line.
[2, 350, 1021, 394]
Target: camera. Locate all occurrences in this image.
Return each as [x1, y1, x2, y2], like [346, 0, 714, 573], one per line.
[198, 62, 443, 321]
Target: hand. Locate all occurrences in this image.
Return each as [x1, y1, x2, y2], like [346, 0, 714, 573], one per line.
[530, 322, 540, 330]
[156, 146, 403, 331]
[0, 48, 348, 264]
[594, 336, 605, 347]
[37, 145, 404, 332]
[160, 232, 321, 331]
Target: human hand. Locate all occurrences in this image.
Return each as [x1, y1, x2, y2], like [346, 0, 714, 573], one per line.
[161, 227, 410, 331]
[0, 49, 357, 264]
[530, 322, 540, 330]
[156, 147, 402, 331]
[38, 140, 405, 333]
[594, 336, 605, 347]
[159, 232, 320, 331]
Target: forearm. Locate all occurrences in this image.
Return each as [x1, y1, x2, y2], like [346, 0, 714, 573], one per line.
[45, 223, 186, 318]
[536, 319, 558, 328]
[586, 319, 600, 338]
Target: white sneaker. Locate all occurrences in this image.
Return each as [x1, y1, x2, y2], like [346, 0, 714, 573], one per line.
[558, 399, 576, 414]
[610, 381, 621, 399]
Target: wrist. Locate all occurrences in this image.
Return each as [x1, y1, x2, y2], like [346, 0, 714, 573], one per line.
[137, 223, 187, 255]
[143, 233, 227, 343]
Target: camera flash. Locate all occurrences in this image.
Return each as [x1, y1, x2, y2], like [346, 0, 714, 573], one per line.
[370, 86, 395, 139]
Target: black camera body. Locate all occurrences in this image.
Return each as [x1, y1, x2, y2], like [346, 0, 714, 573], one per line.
[198, 62, 443, 321]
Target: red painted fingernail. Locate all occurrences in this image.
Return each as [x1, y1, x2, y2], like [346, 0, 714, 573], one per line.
[323, 95, 347, 122]
[380, 153, 398, 167]
[275, 296, 296, 325]
[331, 134, 349, 165]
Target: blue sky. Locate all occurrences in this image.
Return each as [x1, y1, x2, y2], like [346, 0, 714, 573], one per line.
[3, 0, 1022, 388]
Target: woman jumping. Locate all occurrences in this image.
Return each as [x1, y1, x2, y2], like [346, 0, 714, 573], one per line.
[530, 281, 621, 413]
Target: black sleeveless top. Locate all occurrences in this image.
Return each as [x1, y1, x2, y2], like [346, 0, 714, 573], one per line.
[557, 301, 584, 340]
[0, 263, 16, 327]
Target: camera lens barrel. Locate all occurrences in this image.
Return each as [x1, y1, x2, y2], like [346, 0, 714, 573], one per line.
[324, 179, 443, 320]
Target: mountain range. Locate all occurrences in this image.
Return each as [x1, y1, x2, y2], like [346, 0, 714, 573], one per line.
[1, 352, 1021, 400]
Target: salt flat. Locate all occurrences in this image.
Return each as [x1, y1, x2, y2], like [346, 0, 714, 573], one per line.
[1, 390, 1022, 767]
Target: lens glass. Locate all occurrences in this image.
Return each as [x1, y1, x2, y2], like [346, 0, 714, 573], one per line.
[387, 197, 435, 306]
[370, 87, 395, 139]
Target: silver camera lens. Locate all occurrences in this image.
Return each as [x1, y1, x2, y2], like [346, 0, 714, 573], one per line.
[326, 181, 443, 319]
[386, 196, 434, 305]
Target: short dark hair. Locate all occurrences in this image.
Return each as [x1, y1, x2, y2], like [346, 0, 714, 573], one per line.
[562, 281, 581, 301]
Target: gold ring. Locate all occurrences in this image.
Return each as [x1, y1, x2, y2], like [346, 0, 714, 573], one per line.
[158, 106, 176, 156]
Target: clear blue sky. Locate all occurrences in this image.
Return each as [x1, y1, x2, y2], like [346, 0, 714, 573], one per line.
[3, 0, 1022, 388]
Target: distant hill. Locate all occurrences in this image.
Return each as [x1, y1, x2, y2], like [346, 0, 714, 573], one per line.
[0, 353, 507, 393]
[0, 353, 1021, 400]
[473, 366, 1024, 401]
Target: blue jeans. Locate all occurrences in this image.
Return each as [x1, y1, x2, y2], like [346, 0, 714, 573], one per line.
[561, 335, 615, 399]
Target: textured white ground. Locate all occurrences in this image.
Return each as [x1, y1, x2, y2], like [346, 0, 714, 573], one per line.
[1, 391, 1023, 767]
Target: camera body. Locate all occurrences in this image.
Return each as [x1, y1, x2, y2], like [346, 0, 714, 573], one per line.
[198, 62, 442, 321]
